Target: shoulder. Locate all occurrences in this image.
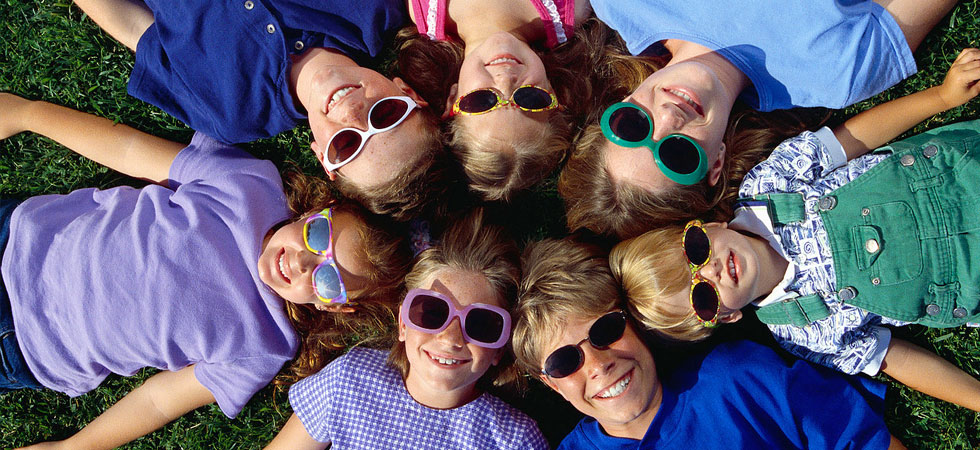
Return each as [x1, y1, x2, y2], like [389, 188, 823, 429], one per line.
[475, 394, 549, 448]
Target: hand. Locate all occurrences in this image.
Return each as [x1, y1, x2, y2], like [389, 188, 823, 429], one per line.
[0, 93, 34, 140]
[936, 48, 980, 109]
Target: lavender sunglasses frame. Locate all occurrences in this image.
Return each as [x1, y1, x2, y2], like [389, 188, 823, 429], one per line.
[399, 288, 512, 349]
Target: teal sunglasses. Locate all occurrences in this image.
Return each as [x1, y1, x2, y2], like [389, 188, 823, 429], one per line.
[600, 102, 708, 186]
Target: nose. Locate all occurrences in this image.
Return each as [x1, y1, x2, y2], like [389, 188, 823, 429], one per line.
[651, 107, 688, 141]
[697, 256, 722, 282]
[435, 317, 466, 348]
[581, 343, 615, 378]
[336, 99, 370, 129]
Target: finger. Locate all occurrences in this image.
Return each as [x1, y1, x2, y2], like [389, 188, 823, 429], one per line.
[953, 48, 980, 63]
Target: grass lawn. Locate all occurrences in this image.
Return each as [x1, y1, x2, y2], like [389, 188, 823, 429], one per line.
[1, 0, 980, 448]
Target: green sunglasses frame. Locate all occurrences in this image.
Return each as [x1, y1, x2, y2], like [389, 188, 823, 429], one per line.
[599, 102, 708, 186]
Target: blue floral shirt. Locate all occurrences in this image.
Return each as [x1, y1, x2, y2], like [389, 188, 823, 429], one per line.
[735, 128, 907, 375]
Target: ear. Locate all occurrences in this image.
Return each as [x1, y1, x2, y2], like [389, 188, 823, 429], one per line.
[539, 374, 561, 393]
[491, 348, 503, 366]
[719, 309, 743, 324]
[703, 221, 729, 230]
[398, 314, 407, 342]
[392, 77, 430, 108]
[706, 142, 726, 187]
[442, 83, 459, 120]
[311, 141, 338, 181]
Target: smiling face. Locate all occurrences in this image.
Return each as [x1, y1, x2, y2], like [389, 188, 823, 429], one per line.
[538, 313, 661, 440]
[399, 268, 505, 409]
[453, 32, 554, 145]
[301, 62, 432, 189]
[603, 60, 738, 193]
[257, 210, 372, 310]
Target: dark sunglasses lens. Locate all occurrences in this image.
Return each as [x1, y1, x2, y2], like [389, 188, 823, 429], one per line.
[369, 98, 410, 129]
[408, 294, 450, 330]
[589, 312, 627, 347]
[658, 136, 701, 175]
[544, 345, 584, 378]
[608, 106, 650, 142]
[464, 308, 505, 344]
[513, 86, 553, 110]
[458, 90, 499, 113]
[683, 226, 710, 267]
[305, 216, 332, 253]
[327, 129, 361, 165]
[691, 281, 719, 321]
[313, 265, 343, 300]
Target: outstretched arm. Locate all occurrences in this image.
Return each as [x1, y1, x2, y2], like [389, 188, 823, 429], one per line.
[1, 93, 183, 184]
[17, 365, 215, 450]
[834, 48, 980, 160]
[880, 337, 980, 412]
[265, 414, 329, 450]
[873, 0, 958, 52]
[72, 0, 153, 52]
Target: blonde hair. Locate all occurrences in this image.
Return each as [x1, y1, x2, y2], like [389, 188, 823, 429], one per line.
[387, 208, 521, 388]
[512, 237, 622, 375]
[278, 171, 414, 382]
[609, 226, 714, 342]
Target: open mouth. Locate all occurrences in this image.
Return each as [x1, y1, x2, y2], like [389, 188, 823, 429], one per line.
[425, 350, 469, 367]
[728, 251, 738, 284]
[277, 249, 291, 283]
[325, 84, 360, 113]
[663, 87, 704, 116]
[595, 370, 632, 399]
[486, 54, 522, 66]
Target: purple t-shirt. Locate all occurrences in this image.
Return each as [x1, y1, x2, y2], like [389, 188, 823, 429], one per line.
[1, 133, 298, 417]
[290, 347, 549, 449]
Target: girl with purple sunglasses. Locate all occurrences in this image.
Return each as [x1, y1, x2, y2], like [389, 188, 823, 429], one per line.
[266, 210, 548, 449]
[0, 93, 413, 448]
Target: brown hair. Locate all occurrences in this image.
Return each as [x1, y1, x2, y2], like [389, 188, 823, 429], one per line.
[388, 208, 521, 388]
[511, 237, 622, 376]
[559, 51, 822, 239]
[278, 170, 414, 381]
[609, 226, 714, 342]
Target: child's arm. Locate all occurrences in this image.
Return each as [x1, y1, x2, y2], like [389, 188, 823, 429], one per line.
[72, 0, 154, 52]
[880, 337, 980, 412]
[264, 414, 329, 450]
[834, 48, 980, 160]
[17, 365, 215, 450]
[0, 93, 183, 185]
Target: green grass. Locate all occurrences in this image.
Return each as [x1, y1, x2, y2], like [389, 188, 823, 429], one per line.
[1, 0, 979, 448]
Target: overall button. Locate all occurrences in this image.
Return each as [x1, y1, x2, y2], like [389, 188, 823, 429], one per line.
[294, 41, 305, 51]
[925, 304, 941, 316]
[818, 196, 837, 211]
[838, 286, 857, 301]
[865, 239, 879, 253]
[922, 145, 938, 158]
[871, 277, 880, 286]
[861, 207, 870, 216]
[244, 0, 254, 9]
[266, 24, 276, 33]
[900, 154, 915, 166]
[953, 307, 968, 319]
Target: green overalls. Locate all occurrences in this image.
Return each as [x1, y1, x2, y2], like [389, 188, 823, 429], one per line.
[756, 120, 980, 328]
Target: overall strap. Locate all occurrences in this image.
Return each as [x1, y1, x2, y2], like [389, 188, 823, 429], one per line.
[756, 294, 831, 326]
[739, 194, 807, 225]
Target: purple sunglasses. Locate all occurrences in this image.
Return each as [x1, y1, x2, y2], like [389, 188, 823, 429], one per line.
[399, 288, 512, 349]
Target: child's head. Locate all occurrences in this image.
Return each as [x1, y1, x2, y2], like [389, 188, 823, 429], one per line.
[389, 209, 520, 407]
[610, 221, 763, 342]
[559, 49, 813, 239]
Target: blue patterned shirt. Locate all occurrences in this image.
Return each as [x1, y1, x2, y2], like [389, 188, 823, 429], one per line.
[289, 347, 549, 449]
[736, 128, 907, 375]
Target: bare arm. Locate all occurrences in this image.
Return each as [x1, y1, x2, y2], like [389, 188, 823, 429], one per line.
[888, 434, 908, 450]
[17, 365, 216, 450]
[265, 414, 329, 450]
[1, 93, 183, 184]
[72, 0, 154, 52]
[880, 338, 980, 412]
[834, 48, 980, 160]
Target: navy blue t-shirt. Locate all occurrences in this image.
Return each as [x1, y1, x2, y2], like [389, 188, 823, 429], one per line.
[558, 340, 890, 450]
[129, 0, 407, 144]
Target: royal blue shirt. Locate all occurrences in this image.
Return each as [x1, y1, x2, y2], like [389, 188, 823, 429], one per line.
[557, 341, 890, 450]
[129, 0, 407, 144]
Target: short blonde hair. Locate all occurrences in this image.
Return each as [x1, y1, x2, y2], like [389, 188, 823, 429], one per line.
[512, 237, 621, 375]
[609, 226, 714, 342]
[388, 208, 521, 387]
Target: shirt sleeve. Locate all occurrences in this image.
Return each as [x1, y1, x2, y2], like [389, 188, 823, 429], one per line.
[739, 131, 836, 197]
[289, 356, 347, 443]
[194, 354, 290, 418]
[811, 127, 848, 171]
[767, 305, 892, 375]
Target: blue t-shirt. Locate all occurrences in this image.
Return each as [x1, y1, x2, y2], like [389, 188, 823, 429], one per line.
[590, 0, 915, 111]
[557, 341, 889, 450]
[129, 0, 407, 143]
[2, 133, 298, 417]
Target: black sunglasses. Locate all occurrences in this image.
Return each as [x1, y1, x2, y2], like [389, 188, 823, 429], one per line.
[541, 310, 627, 378]
[683, 220, 720, 327]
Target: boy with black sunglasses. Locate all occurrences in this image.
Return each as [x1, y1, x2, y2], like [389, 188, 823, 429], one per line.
[512, 237, 901, 449]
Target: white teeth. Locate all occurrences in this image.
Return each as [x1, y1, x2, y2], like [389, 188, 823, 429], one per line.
[487, 57, 519, 65]
[728, 255, 736, 281]
[433, 356, 461, 365]
[278, 253, 290, 282]
[668, 89, 698, 110]
[328, 86, 357, 109]
[598, 374, 631, 398]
